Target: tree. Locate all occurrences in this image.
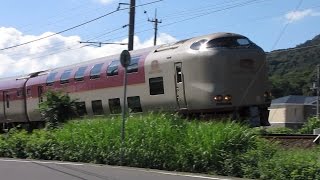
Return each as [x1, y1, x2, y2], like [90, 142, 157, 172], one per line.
[39, 90, 78, 129]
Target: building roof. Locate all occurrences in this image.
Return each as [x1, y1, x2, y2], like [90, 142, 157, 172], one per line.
[271, 95, 318, 105]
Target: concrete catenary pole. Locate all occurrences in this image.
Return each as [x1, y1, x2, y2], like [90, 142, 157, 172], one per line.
[317, 64, 320, 119]
[128, 0, 135, 51]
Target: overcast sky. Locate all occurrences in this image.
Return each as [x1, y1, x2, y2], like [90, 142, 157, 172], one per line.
[0, 0, 319, 78]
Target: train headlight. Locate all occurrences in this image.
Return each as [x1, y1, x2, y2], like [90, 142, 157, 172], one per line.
[213, 95, 223, 102]
[264, 91, 271, 97]
[264, 91, 272, 102]
[224, 95, 232, 102]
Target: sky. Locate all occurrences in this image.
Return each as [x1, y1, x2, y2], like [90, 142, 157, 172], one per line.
[0, 0, 319, 78]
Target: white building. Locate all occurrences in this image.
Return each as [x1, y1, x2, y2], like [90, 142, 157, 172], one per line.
[268, 95, 317, 129]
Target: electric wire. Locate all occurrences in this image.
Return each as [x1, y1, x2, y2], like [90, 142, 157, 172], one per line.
[0, 0, 163, 51]
[238, 0, 305, 111]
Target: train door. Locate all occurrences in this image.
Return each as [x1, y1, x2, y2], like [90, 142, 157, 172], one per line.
[0, 91, 6, 121]
[3, 91, 8, 121]
[174, 62, 187, 109]
[38, 86, 43, 104]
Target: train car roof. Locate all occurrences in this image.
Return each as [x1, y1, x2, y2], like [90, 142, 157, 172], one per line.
[0, 76, 26, 90]
[0, 32, 246, 83]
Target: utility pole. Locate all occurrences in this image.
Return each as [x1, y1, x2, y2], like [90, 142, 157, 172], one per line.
[148, 9, 162, 46]
[312, 64, 320, 119]
[317, 64, 320, 119]
[128, 0, 136, 51]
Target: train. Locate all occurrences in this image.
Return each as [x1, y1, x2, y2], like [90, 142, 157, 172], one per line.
[0, 32, 271, 130]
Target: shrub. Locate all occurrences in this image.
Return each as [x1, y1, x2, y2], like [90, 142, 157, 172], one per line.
[299, 117, 320, 134]
[1, 113, 319, 179]
[25, 130, 60, 160]
[4, 129, 29, 158]
[258, 148, 320, 180]
[39, 90, 78, 129]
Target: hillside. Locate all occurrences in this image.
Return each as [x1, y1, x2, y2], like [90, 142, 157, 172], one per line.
[267, 34, 320, 98]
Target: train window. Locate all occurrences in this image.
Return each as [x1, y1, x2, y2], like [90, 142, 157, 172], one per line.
[90, 63, 104, 79]
[107, 60, 120, 76]
[190, 39, 207, 50]
[17, 89, 23, 97]
[149, 77, 164, 95]
[127, 57, 140, 73]
[38, 86, 43, 103]
[6, 94, 10, 108]
[207, 37, 252, 49]
[237, 38, 250, 46]
[127, 96, 142, 113]
[109, 98, 121, 114]
[76, 102, 87, 116]
[27, 88, 31, 96]
[60, 69, 72, 84]
[176, 66, 182, 83]
[46, 72, 58, 86]
[92, 100, 103, 115]
[74, 66, 87, 81]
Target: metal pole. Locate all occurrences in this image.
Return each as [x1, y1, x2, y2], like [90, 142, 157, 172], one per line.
[128, 0, 135, 51]
[148, 9, 162, 46]
[317, 64, 320, 119]
[120, 67, 128, 165]
[154, 9, 158, 46]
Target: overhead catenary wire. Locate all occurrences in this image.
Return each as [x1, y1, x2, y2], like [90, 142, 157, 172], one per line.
[0, 0, 163, 51]
[100, 0, 269, 42]
[1, 0, 316, 68]
[238, 0, 305, 113]
[0, 0, 275, 66]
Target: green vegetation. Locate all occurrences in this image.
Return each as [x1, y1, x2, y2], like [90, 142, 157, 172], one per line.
[0, 114, 319, 179]
[299, 117, 320, 134]
[267, 34, 320, 98]
[39, 90, 78, 129]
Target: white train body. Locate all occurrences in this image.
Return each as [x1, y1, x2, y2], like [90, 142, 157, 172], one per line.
[0, 32, 271, 128]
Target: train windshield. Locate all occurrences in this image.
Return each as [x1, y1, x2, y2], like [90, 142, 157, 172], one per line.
[206, 36, 253, 49]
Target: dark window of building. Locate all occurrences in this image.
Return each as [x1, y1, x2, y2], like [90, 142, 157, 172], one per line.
[60, 69, 72, 84]
[109, 98, 121, 114]
[127, 56, 140, 73]
[90, 63, 104, 79]
[76, 102, 87, 116]
[74, 66, 87, 81]
[149, 77, 164, 95]
[46, 72, 58, 86]
[127, 96, 142, 113]
[6, 94, 10, 108]
[107, 60, 120, 76]
[92, 100, 103, 115]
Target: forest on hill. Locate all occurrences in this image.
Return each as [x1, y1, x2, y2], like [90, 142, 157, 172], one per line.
[267, 34, 320, 98]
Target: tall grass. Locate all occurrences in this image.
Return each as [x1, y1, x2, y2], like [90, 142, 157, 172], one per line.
[51, 113, 257, 175]
[0, 113, 319, 179]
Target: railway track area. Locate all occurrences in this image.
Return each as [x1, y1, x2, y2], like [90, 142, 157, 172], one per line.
[260, 134, 320, 149]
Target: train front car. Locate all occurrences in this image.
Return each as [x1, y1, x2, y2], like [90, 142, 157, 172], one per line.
[182, 33, 270, 126]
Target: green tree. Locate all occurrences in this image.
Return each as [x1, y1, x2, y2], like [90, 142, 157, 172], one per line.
[39, 90, 78, 129]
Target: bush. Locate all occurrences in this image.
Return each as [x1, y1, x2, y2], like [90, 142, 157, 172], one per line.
[258, 148, 320, 180]
[4, 129, 29, 158]
[39, 90, 78, 129]
[0, 113, 319, 179]
[25, 130, 60, 160]
[299, 117, 320, 134]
